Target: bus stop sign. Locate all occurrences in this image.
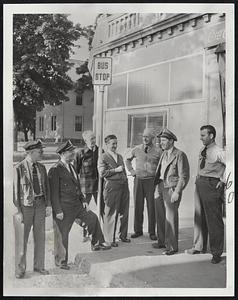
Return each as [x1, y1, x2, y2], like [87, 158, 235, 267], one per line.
[93, 57, 112, 85]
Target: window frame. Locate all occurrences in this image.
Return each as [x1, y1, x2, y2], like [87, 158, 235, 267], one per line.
[74, 115, 83, 132]
[39, 116, 44, 132]
[127, 110, 168, 148]
[51, 115, 56, 131]
[106, 51, 204, 112]
[76, 94, 83, 106]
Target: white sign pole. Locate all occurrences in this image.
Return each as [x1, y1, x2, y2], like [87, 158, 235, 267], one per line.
[93, 56, 112, 226]
[96, 85, 104, 226]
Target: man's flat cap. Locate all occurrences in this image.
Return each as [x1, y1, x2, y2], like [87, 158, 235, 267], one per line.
[158, 128, 177, 141]
[56, 140, 76, 154]
[23, 139, 45, 151]
[104, 134, 117, 144]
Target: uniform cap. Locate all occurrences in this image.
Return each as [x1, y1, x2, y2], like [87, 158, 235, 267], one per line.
[158, 128, 177, 141]
[23, 139, 45, 151]
[56, 140, 76, 154]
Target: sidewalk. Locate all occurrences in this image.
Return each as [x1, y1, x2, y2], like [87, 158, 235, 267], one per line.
[9, 200, 226, 291]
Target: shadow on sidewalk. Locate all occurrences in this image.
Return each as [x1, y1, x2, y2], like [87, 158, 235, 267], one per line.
[109, 256, 226, 288]
[77, 226, 198, 264]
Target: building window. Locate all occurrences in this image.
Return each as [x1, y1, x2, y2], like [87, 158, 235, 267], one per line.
[128, 112, 167, 147]
[128, 63, 169, 106]
[107, 74, 127, 108]
[107, 54, 203, 110]
[39, 116, 44, 132]
[51, 115, 56, 131]
[75, 116, 83, 132]
[76, 95, 83, 105]
[170, 54, 203, 101]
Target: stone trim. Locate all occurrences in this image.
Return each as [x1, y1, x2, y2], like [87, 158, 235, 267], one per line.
[91, 13, 225, 58]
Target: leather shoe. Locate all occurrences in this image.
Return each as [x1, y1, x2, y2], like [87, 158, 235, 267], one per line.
[162, 250, 178, 255]
[91, 244, 101, 251]
[131, 232, 143, 238]
[149, 234, 157, 241]
[15, 273, 24, 279]
[152, 242, 166, 249]
[60, 264, 70, 270]
[34, 269, 49, 275]
[185, 248, 202, 255]
[119, 237, 131, 243]
[111, 242, 119, 247]
[99, 243, 111, 250]
[211, 255, 221, 264]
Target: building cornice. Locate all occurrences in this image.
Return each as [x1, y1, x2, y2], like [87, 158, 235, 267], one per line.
[90, 13, 225, 60]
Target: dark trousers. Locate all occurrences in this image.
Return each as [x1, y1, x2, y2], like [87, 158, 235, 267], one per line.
[14, 198, 46, 275]
[103, 182, 129, 243]
[156, 182, 181, 251]
[54, 201, 105, 266]
[133, 177, 155, 235]
[194, 177, 224, 256]
[154, 185, 166, 246]
[83, 193, 97, 237]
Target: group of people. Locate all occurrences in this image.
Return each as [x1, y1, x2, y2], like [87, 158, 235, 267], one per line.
[13, 125, 226, 279]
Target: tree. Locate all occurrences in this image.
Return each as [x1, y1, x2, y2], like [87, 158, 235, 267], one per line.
[74, 24, 95, 97]
[13, 14, 84, 142]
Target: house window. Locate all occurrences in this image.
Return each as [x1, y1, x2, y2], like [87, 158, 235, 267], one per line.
[39, 116, 44, 132]
[76, 95, 83, 105]
[51, 116, 56, 131]
[75, 116, 83, 132]
[128, 112, 167, 148]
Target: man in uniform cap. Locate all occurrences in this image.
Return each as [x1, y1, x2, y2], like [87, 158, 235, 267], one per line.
[153, 128, 190, 255]
[48, 140, 110, 270]
[13, 140, 51, 278]
[125, 128, 162, 240]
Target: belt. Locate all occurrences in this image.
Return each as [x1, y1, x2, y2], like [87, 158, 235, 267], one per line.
[34, 195, 45, 200]
[197, 175, 219, 181]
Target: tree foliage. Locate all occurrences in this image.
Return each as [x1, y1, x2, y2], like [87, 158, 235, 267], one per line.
[13, 14, 83, 140]
[74, 24, 95, 96]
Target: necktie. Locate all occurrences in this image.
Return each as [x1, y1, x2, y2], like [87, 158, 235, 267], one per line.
[32, 163, 40, 195]
[144, 146, 148, 153]
[200, 146, 207, 169]
[69, 163, 76, 179]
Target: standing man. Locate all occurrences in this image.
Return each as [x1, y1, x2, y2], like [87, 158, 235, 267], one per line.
[75, 130, 100, 241]
[75, 130, 99, 205]
[125, 128, 162, 240]
[13, 140, 51, 278]
[154, 129, 190, 255]
[98, 135, 130, 247]
[48, 140, 110, 270]
[185, 125, 225, 264]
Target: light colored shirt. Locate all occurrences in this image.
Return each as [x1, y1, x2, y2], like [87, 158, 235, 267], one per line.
[160, 146, 174, 180]
[107, 150, 118, 163]
[198, 142, 225, 181]
[125, 144, 162, 179]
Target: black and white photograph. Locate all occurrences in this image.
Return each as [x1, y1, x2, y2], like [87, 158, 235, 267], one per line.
[3, 3, 235, 297]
